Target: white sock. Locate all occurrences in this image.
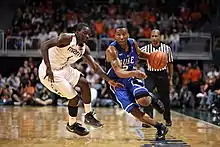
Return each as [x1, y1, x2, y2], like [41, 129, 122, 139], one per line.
[69, 115, 76, 126]
[84, 104, 91, 114]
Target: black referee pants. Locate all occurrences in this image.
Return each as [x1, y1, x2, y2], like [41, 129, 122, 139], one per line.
[143, 70, 171, 122]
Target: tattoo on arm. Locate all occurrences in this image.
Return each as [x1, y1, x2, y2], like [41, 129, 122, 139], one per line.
[111, 59, 121, 69]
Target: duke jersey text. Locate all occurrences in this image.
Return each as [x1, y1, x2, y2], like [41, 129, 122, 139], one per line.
[107, 38, 138, 82]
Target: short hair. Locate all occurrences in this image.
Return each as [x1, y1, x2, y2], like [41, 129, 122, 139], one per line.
[115, 25, 128, 32]
[76, 23, 89, 31]
[151, 29, 160, 35]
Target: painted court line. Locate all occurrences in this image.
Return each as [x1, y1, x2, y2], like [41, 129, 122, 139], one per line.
[172, 110, 220, 129]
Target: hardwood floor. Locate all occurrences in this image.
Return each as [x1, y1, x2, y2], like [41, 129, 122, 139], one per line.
[0, 106, 219, 147]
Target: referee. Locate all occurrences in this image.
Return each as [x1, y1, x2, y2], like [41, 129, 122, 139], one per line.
[141, 29, 174, 127]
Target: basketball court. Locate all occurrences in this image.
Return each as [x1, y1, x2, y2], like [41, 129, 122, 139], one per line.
[0, 106, 219, 147]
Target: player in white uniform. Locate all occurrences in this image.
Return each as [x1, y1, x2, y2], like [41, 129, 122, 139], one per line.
[38, 23, 123, 136]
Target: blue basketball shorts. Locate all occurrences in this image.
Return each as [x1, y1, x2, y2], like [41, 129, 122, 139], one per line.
[110, 78, 150, 113]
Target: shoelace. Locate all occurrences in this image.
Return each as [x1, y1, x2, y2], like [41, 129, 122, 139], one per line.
[90, 109, 96, 115]
[89, 110, 99, 122]
[74, 122, 82, 127]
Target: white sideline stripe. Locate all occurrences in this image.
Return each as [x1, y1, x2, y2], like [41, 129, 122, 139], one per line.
[172, 110, 220, 129]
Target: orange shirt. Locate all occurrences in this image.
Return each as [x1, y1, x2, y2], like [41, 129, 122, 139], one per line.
[144, 28, 152, 38]
[188, 68, 202, 82]
[182, 72, 190, 85]
[24, 86, 35, 95]
[141, 11, 150, 21]
[190, 12, 201, 20]
[66, 12, 74, 20]
[149, 14, 156, 23]
[94, 21, 104, 35]
[108, 28, 115, 38]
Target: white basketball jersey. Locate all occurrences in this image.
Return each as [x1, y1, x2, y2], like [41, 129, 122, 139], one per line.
[46, 33, 86, 70]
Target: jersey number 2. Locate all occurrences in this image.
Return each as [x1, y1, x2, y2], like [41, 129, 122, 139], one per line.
[122, 65, 128, 70]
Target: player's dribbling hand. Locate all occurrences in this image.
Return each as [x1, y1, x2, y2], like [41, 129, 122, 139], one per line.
[108, 80, 124, 89]
[134, 70, 147, 79]
[44, 68, 54, 82]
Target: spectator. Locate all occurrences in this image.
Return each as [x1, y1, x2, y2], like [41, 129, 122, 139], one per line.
[170, 88, 180, 108]
[48, 27, 58, 39]
[0, 85, 13, 105]
[0, 74, 6, 87]
[207, 65, 219, 79]
[34, 84, 53, 106]
[188, 64, 202, 101]
[161, 30, 170, 44]
[7, 73, 20, 90]
[169, 29, 180, 52]
[37, 28, 48, 43]
[196, 84, 208, 110]
[115, 15, 127, 28]
[143, 23, 152, 38]
[198, 76, 216, 110]
[31, 14, 43, 24]
[181, 66, 190, 86]
[94, 19, 105, 37]
[179, 85, 194, 108]
[20, 80, 35, 105]
[24, 34, 33, 49]
[160, 13, 170, 30]
[67, 10, 78, 28]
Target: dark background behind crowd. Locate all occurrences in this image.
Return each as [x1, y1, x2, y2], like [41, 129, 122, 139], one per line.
[6, 0, 213, 51]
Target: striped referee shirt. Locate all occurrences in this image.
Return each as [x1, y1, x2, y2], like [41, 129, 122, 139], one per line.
[141, 43, 173, 71]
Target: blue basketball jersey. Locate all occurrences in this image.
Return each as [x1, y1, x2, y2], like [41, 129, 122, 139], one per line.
[107, 38, 138, 85]
[106, 38, 151, 113]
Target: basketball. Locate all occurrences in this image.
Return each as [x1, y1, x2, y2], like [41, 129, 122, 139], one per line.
[148, 51, 168, 69]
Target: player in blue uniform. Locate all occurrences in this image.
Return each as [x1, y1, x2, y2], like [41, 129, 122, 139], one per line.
[106, 26, 168, 140]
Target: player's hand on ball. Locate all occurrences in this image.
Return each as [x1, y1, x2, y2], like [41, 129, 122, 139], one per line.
[134, 70, 147, 79]
[44, 68, 54, 82]
[108, 80, 124, 89]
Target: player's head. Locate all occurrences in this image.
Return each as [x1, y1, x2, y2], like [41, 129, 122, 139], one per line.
[75, 23, 91, 43]
[151, 29, 160, 46]
[115, 26, 129, 46]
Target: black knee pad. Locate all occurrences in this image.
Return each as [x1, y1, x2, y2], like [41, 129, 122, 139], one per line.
[135, 92, 150, 100]
[149, 92, 165, 114]
[149, 92, 158, 103]
[68, 105, 78, 117]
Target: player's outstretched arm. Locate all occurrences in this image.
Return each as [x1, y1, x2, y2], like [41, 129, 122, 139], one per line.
[106, 46, 146, 79]
[84, 45, 124, 88]
[84, 45, 112, 82]
[133, 40, 150, 60]
[40, 33, 72, 69]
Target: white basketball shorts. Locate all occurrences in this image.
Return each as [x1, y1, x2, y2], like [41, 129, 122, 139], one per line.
[38, 62, 81, 99]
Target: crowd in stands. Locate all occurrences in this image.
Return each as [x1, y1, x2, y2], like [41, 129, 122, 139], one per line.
[0, 58, 114, 107]
[5, 0, 212, 52]
[170, 63, 220, 115]
[0, 58, 54, 106]
[1, 56, 220, 117]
